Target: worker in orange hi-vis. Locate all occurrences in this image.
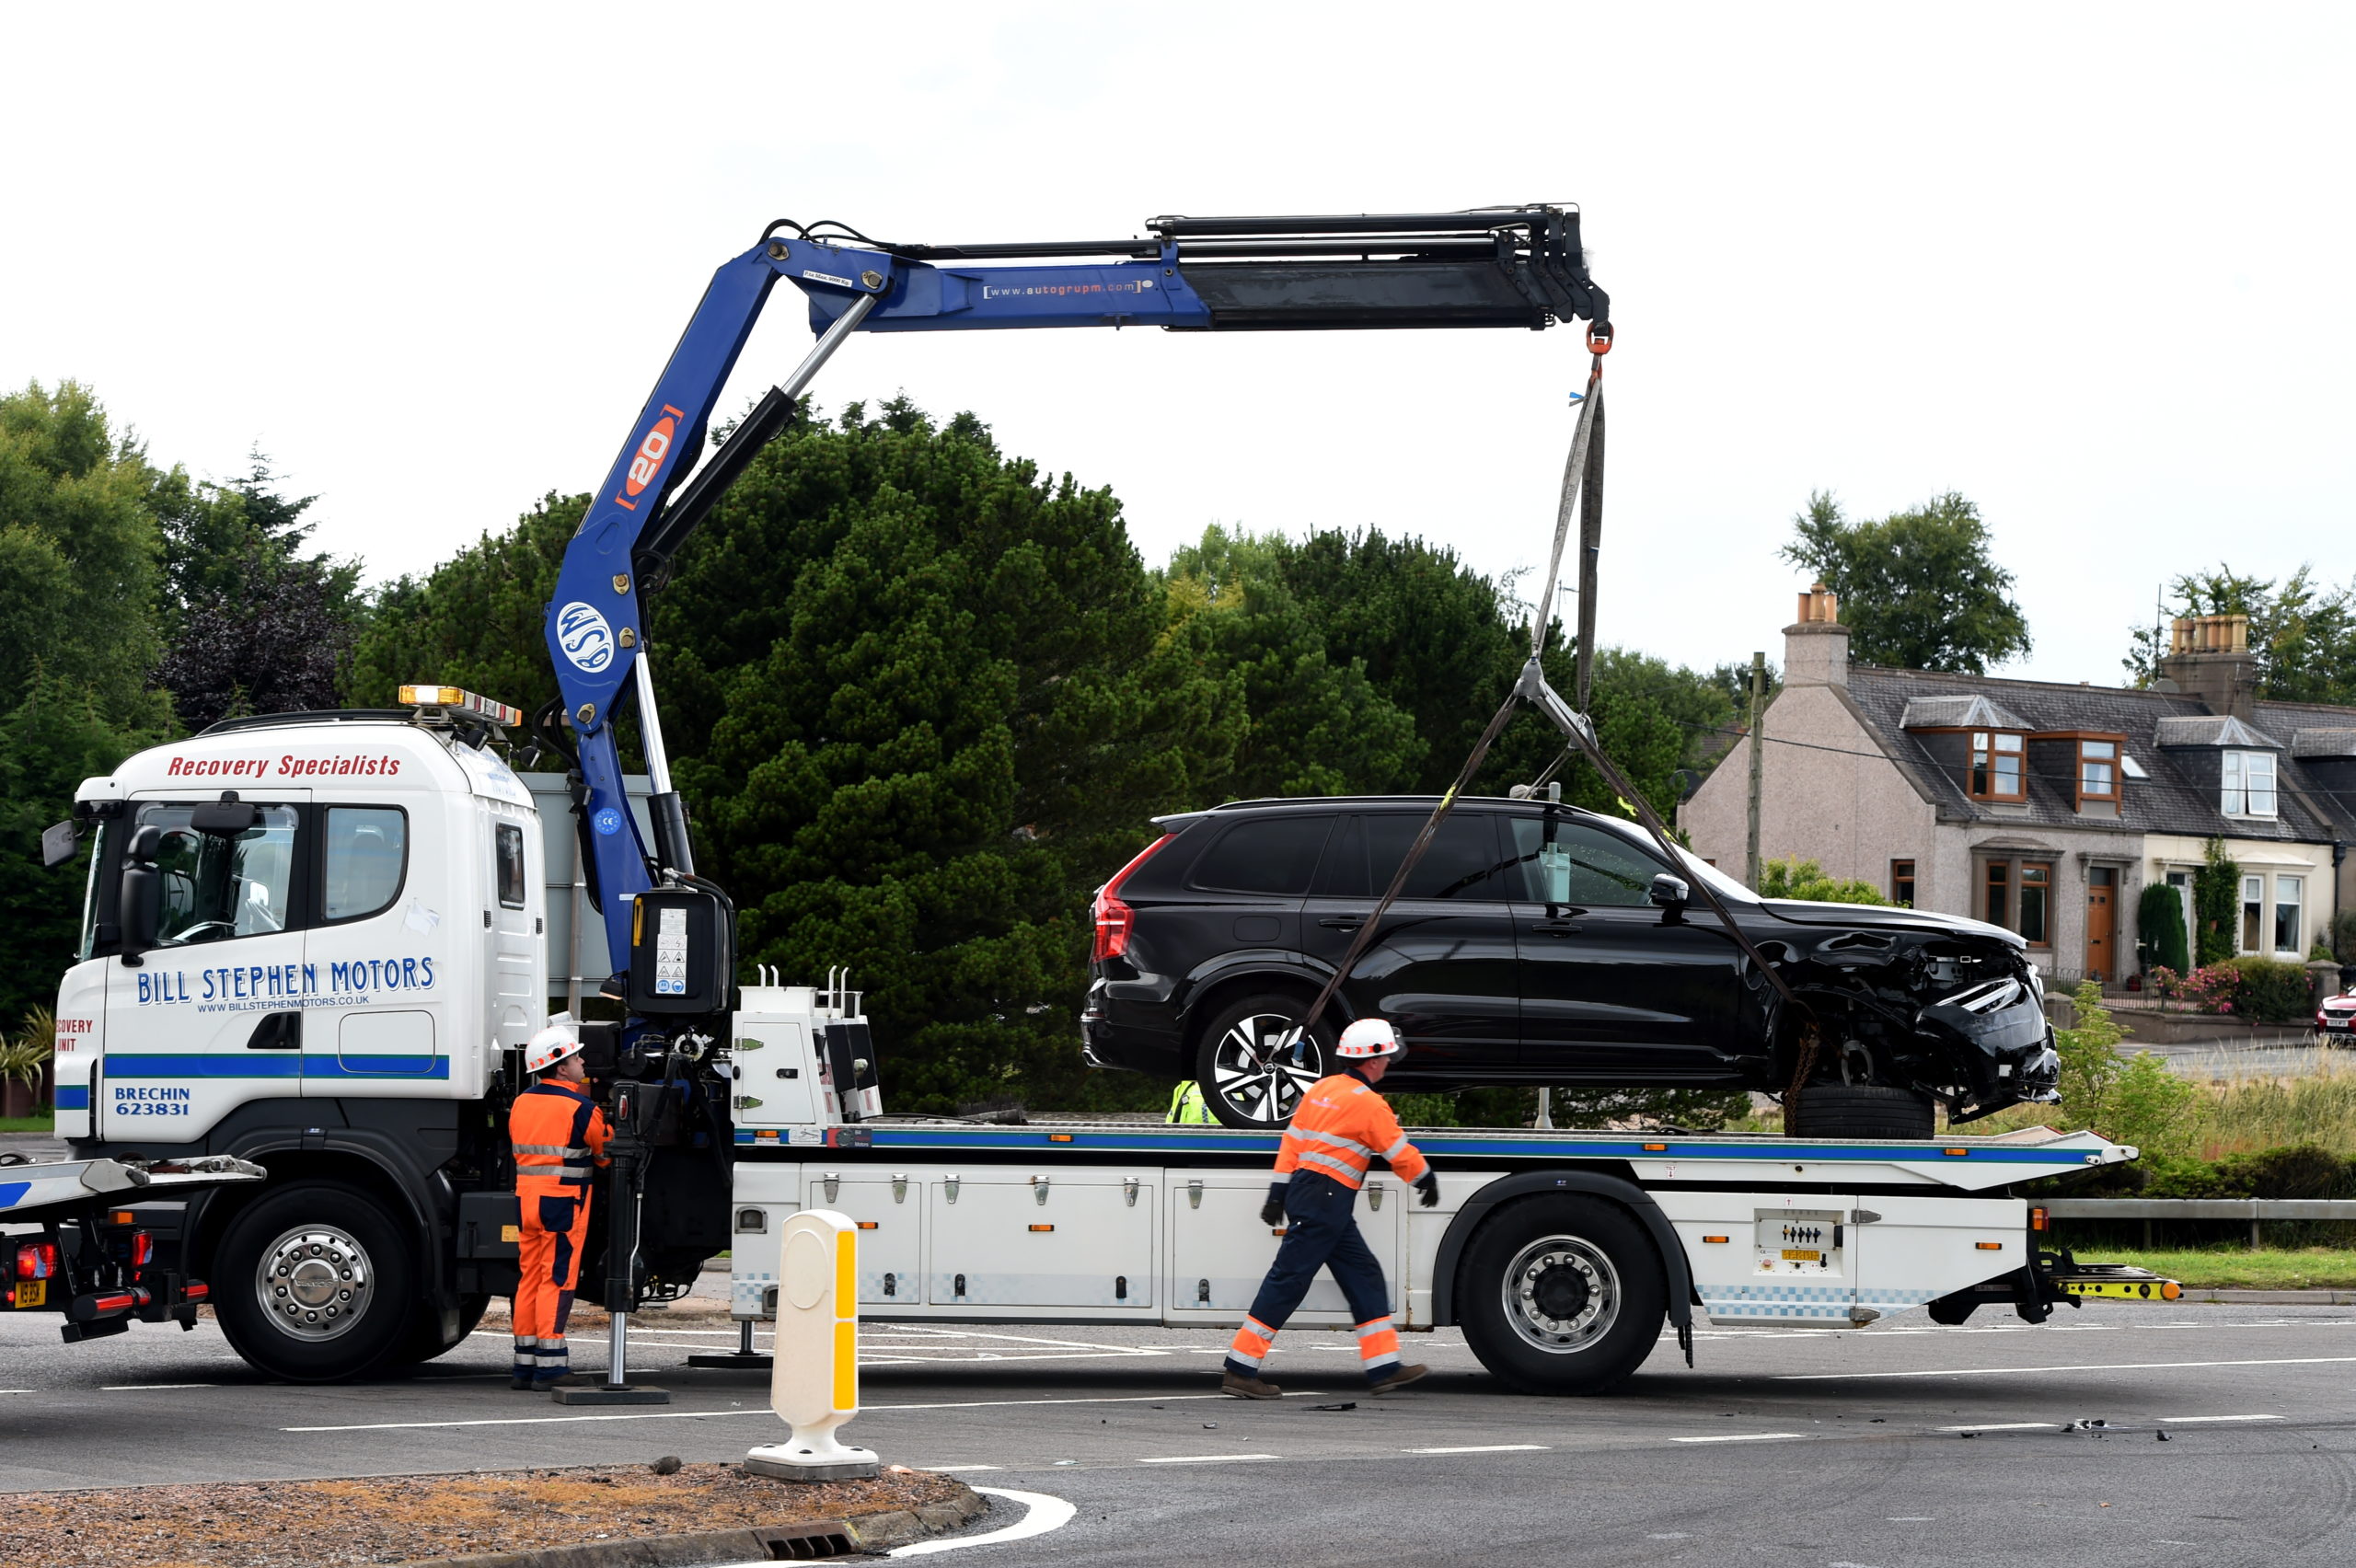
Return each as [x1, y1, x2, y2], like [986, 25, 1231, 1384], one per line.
[510, 1017, 610, 1390]
[1223, 1017, 1438, 1400]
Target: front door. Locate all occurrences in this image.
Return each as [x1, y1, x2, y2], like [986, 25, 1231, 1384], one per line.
[1297, 812, 1520, 1078]
[1504, 813, 1748, 1080]
[2085, 868, 2117, 985]
[101, 796, 309, 1143]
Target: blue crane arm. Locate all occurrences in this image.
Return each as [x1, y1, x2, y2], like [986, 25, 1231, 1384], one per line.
[545, 208, 1607, 974]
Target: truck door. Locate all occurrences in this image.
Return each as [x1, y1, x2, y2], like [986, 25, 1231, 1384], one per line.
[307, 802, 448, 1090]
[1165, 1171, 1401, 1324]
[100, 796, 310, 1142]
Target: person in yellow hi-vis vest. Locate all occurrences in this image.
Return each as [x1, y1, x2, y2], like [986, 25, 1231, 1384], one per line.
[1166, 1078, 1215, 1124]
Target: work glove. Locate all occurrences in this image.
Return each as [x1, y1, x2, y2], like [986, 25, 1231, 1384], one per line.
[1260, 1182, 1288, 1228]
[1415, 1171, 1440, 1208]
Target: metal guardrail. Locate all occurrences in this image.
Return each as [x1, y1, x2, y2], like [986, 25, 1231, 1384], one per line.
[2045, 1197, 2356, 1248]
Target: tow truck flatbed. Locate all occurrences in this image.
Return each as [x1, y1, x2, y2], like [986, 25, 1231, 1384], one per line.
[1, 1155, 260, 1341]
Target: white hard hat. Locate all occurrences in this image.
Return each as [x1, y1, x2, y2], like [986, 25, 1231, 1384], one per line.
[1336, 1018, 1403, 1060]
[525, 1015, 584, 1075]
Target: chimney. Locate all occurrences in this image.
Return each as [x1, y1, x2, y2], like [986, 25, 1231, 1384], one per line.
[1784, 582, 1849, 686]
[2158, 613, 2258, 720]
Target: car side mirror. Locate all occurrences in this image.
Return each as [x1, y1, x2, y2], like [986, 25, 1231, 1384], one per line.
[40, 819, 80, 868]
[118, 824, 163, 959]
[1648, 873, 1691, 912]
[191, 792, 259, 836]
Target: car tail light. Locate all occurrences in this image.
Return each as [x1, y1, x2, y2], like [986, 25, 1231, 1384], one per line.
[15, 1242, 58, 1281]
[132, 1232, 154, 1269]
[1091, 835, 1172, 963]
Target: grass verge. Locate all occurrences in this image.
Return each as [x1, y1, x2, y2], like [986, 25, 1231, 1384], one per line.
[2075, 1247, 2356, 1290]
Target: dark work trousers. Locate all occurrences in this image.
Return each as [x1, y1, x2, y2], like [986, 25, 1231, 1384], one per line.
[1225, 1170, 1401, 1384]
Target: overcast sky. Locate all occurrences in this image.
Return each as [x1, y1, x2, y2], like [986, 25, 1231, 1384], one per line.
[9, 4, 2350, 689]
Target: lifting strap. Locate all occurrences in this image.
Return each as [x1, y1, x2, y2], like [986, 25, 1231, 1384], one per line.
[1286, 324, 1823, 1129]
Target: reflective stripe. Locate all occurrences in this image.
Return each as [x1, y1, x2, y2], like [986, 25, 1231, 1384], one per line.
[514, 1144, 588, 1157]
[1289, 1127, 1377, 1159]
[1294, 1149, 1365, 1186]
[1380, 1135, 1411, 1160]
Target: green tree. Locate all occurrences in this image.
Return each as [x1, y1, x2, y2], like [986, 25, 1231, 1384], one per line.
[2121, 564, 2356, 703]
[0, 382, 180, 1025]
[656, 399, 1241, 1112]
[2052, 979, 2124, 1132]
[1756, 855, 1889, 905]
[2193, 836, 2241, 967]
[1780, 490, 2032, 674]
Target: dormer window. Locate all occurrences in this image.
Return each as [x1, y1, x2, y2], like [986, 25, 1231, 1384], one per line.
[2078, 739, 2120, 805]
[1969, 731, 2026, 801]
[2222, 750, 2277, 817]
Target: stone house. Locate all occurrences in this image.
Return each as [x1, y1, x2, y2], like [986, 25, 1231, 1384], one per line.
[1679, 589, 2355, 986]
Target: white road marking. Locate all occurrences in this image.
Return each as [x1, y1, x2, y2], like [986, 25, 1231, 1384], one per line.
[1939, 1423, 2059, 1432]
[101, 1383, 215, 1390]
[2158, 1413, 2282, 1423]
[1670, 1433, 1804, 1444]
[1138, 1453, 1280, 1464]
[888, 1487, 1076, 1558]
[1781, 1355, 2356, 1381]
[284, 1388, 1336, 1433]
[1403, 1444, 1549, 1454]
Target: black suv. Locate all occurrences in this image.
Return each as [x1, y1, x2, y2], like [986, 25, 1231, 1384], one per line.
[1081, 796, 2060, 1134]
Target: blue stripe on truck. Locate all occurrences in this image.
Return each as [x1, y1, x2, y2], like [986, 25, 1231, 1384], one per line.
[96, 1054, 450, 1080]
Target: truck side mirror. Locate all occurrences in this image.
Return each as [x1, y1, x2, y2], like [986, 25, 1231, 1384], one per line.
[40, 819, 80, 868]
[1649, 873, 1691, 913]
[119, 824, 164, 957]
[191, 792, 259, 836]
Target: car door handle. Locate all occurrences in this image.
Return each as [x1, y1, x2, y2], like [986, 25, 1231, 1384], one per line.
[1319, 916, 1368, 929]
[1530, 920, 1583, 937]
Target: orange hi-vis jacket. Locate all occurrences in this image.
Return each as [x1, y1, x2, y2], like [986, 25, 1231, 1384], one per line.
[511, 1080, 611, 1190]
[1276, 1072, 1428, 1190]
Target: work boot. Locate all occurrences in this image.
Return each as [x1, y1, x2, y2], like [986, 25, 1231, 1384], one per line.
[510, 1374, 534, 1390]
[1369, 1363, 1428, 1396]
[1221, 1371, 1284, 1400]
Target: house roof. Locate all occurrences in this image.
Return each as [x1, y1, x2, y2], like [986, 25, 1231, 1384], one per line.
[1835, 664, 2354, 844]
[1899, 694, 2031, 731]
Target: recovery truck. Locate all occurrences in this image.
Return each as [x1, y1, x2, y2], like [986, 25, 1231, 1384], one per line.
[36, 205, 2172, 1389]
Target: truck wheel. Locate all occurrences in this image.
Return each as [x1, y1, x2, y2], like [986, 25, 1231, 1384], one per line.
[1790, 1082, 1935, 1139]
[214, 1182, 418, 1382]
[1457, 1195, 1667, 1395]
[1193, 994, 1331, 1129]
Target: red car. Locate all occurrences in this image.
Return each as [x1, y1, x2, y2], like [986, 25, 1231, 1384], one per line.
[2317, 989, 2356, 1041]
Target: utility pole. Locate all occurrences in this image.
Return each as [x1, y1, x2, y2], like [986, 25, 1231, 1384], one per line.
[1745, 650, 1765, 889]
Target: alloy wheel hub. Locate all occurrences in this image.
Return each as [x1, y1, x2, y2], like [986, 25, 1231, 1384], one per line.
[254, 1226, 371, 1342]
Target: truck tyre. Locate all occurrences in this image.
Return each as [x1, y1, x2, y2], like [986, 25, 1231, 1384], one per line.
[1193, 993, 1332, 1129]
[397, 1291, 492, 1366]
[1789, 1082, 1935, 1139]
[213, 1182, 419, 1382]
[1457, 1195, 1667, 1395]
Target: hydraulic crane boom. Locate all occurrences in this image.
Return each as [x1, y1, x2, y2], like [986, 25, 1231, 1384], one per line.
[544, 205, 1609, 976]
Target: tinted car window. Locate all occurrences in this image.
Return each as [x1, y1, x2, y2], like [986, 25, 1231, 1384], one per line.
[1502, 815, 1661, 906]
[1324, 813, 1504, 900]
[324, 806, 407, 921]
[1188, 814, 1335, 895]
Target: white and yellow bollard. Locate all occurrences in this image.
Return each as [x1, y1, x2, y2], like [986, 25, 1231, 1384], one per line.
[744, 1208, 879, 1481]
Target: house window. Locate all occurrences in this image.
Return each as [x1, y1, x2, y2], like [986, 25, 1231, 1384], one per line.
[1984, 861, 2008, 927]
[2078, 740, 2119, 802]
[1890, 859, 1915, 908]
[2223, 750, 2278, 817]
[2241, 874, 2265, 952]
[2018, 862, 2052, 947]
[1969, 732, 2026, 801]
[2276, 875, 2304, 955]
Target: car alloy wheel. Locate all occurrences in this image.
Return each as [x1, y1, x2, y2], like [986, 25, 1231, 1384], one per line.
[1209, 1011, 1323, 1126]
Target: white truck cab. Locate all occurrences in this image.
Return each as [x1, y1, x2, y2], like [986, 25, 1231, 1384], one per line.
[54, 709, 547, 1145]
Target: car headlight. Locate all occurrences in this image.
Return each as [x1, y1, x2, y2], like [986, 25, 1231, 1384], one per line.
[2024, 965, 2045, 1003]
